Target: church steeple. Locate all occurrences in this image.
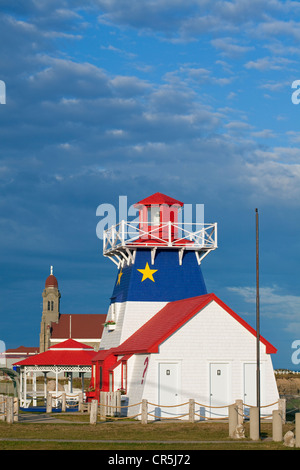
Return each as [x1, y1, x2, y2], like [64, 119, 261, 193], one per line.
[39, 266, 61, 352]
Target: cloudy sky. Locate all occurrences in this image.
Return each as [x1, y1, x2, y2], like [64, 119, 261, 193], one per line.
[1, 0, 300, 369]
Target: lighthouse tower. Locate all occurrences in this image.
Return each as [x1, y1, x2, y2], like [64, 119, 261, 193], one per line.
[90, 192, 279, 419]
[99, 192, 217, 350]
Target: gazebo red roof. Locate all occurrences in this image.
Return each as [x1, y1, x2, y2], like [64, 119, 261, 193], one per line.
[14, 339, 96, 367]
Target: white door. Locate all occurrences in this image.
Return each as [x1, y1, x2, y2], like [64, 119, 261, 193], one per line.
[209, 363, 229, 417]
[243, 363, 257, 408]
[243, 362, 264, 418]
[158, 363, 179, 418]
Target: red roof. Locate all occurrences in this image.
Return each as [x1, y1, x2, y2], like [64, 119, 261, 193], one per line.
[45, 274, 58, 288]
[5, 346, 39, 354]
[93, 293, 276, 360]
[134, 192, 184, 208]
[51, 314, 106, 340]
[14, 339, 96, 367]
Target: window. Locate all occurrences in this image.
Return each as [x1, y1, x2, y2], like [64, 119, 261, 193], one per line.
[148, 206, 160, 225]
[109, 372, 113, 392]
[47, 301, 50, 311]
[122, 362, 127, 393]
[51, 301, 54, 311]
[111, 298, 116, 322]
[99, 366, 103, 390]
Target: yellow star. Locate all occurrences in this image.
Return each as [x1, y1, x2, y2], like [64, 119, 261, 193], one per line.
[117, 270, 123, 285]
[137, 262, 158, 282]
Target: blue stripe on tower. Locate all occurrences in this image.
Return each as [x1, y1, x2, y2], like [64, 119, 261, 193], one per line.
[110, 249, 207, 303]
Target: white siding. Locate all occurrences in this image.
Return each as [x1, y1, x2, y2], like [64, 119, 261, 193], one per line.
[126, 300, 279, 420]
[100, 301, 167, 350]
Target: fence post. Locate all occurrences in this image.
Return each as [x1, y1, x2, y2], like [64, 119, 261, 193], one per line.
[13, 398, 18, 422]
[90, 399, 98, 425]
[295, 413, 300, 448]
[235, 399, 243, 424]
[250, 407, 260, 440]
[228, 404, 238, 437]
[278, 398, 286, 424]
[116, 391, 121, 417]
[46, 392, 52, 413]
[189, 399, 195, 423]
[78, 393, 83, 412]
[272, 410, 282, 442]
[6, 396, 14, 424]
[99, 392, 106, 420]
[141, 399, 148, 424]
[0, 394, 5, 421]
[62, 392, 66, 412]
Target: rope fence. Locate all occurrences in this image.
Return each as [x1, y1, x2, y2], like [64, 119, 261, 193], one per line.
[88, 393, 285, 425]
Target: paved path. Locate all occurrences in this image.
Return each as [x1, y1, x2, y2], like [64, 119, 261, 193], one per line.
[18, 413, 75, 423]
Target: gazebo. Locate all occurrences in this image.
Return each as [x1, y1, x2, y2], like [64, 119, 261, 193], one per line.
[14, 339, 96, 408]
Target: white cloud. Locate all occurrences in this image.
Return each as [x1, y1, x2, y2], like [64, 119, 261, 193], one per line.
[228, 286, 300, 331]
[211, 37, 253, 57]
[244, 56, 294, 71]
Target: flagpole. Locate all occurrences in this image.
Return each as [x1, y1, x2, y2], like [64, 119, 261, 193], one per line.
[255, 208, 261, 437]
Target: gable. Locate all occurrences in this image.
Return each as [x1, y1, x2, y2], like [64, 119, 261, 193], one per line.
[110, 293, 276, 356]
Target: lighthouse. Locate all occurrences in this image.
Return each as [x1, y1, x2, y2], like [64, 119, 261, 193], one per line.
[99, 192, 217, 350]
[91, 192, 279, 420]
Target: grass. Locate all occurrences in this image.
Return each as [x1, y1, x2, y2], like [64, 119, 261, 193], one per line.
[0, 415, 297, 450]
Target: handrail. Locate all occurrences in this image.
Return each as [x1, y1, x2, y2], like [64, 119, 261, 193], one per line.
[103, 221, 217, 252]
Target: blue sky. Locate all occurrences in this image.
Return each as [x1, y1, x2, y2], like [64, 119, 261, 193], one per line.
[1, 0, 300, 369]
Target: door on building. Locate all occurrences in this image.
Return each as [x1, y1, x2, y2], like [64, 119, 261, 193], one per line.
[158, 362, 179, 418]
[243, 363, 256, 406]
[243, 363, 262, 417]
[209, 363, 229, 417]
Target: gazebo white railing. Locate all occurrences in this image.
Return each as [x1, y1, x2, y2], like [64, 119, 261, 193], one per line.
[19, 365, 90, 408]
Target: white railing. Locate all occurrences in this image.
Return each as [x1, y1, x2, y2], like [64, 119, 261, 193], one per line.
[103, 221, 217, 256]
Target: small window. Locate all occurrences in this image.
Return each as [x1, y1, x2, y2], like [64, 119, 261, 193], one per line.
[122, 362, 127, 392]
[111, 302, 116, 322]
[99, 366, 103, 390]
[148, 206, 160, 225]
[47, 301, 50, 311]
[109, 372, 113, 392]
[51, 301, 54, 311]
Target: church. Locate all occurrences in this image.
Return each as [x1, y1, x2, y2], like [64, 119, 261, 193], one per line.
[86, 192, 279, 419]
[39, 267, 106, 352]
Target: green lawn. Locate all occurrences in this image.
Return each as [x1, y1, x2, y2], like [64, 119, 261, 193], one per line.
[0, 416, 297, 450]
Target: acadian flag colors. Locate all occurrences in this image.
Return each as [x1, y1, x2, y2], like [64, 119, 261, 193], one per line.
[110, 249, 207, 303]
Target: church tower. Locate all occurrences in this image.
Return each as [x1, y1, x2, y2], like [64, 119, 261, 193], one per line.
[39, 266, 61, 352]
